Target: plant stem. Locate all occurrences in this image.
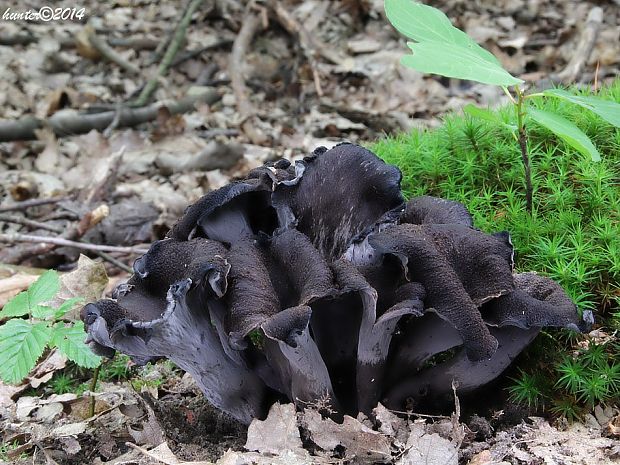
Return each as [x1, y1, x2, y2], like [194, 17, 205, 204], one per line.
[88, 365, 100, 418]
[501, 86, 517, 105]
[515, 86, 533, 214]
[134, 0, 205, 106]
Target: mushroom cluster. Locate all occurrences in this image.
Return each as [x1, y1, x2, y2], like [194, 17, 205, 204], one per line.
[81, 143, 589, 424]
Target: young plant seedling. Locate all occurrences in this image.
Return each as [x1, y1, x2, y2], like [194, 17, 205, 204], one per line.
[0, 270, 101, 384]
[385, 0, 620, 213]
[372, 82, 620, 416]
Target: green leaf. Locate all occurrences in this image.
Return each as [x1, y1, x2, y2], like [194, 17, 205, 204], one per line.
[0, 270, 60, 319]
[54, 297, 83, 319]
[51, 321, 101, 369]
[385, 0, 522, 86]
[0, 319, 52, 384]
[541, 88, 620, 127]
[385, 0, 498, 63]
[464, 104, 517, 131]
[0, 291, 30, 318]
[31, 305, 56, 319]
[529, 107, 601, 162]
[402, 41, 522, 86]
[27, 270, 60, 307]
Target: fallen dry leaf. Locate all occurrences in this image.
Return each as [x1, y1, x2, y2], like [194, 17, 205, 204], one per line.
[0, 271, 39, 308]
[244, 402, 306, 456]
[49, 254, 109, 319]
[128, 441, 215, 465]
[396, 423, 458, 465]
[27, 349, 67, 388]
[0, 380, 22, 409]
[304, 409, 391, 464]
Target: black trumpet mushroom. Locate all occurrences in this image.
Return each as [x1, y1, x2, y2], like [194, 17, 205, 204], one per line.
[81, 143, 591, 424]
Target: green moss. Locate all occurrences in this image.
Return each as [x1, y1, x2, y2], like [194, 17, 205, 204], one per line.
[99, 354, 133, 382]
[371, 79, 620, 413]
[248, 328, 265, 349]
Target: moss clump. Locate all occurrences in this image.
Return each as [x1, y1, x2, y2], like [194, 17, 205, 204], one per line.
[372, 80, 620, 415]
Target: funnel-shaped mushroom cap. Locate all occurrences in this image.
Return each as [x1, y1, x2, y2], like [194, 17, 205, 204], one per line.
[82, 143, 589, 423]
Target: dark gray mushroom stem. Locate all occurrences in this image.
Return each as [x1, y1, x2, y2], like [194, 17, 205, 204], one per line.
[81, 143, 590, 424]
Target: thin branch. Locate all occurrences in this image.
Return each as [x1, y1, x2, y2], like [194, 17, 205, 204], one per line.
[230, 8, 268, 145]
[267, 0, 345, 66]
[135, 0, 206, 105]
[268, 0, 324, 96]
[0, 213, 133, 271]
[170, 39, 234, 67]
[386, 408, 451, 420]
[0, 31, 158, 49]
[0, 214, 63, 233]
[102, 102, 124, 138]
[0, 196, 71, 213]
[231, 11, 260, 121]
[87, 26, 141, 75]
[0, 89, 220, 142]
[553, 7, 603, 83]
[0, 205, 132, 263]
[0, 233, 148, 255]
[89, 250, 133, 273]
[108, 37, 160, 50]
[146, 0, 195, 66]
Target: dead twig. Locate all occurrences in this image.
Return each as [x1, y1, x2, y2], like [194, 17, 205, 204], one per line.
[108, 36, 160, 50]
[0, 211, 132, 271]
[387, 408, 451, 420]
[102, 102, 124, 138]
[0, 31, 158, 49]
[0, 214, 63, 233]
[87, 26, 141, 75]
[553, 7, 603, 83]
[89, 250, 133, 273]
[170, 38, 234, 67]
[146, 0, 196, 66]
[39, 211, 79, 222]
[451, 380, 466, 450]
[33, 441, 60, 465]
[0, 205, 110, 263]
[230, 7, 268, 145]
[135, 0, 206, 105]
[0, 233, 149, 255]
[0, 196, 71, 213]
[0, 89, 220, 142]
[267, 0, 346, 66]
[268, 0, 324, 96]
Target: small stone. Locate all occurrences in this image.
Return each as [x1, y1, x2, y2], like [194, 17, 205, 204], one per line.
[584, 413, 601, 430]
[496, 16, 515, 30]
[594, 405, 610, 426]
[222, 94, 236, 106]
[34, 402, 64, 422]
[347, 38, 381, 54]
[604, 405, 617, 418]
